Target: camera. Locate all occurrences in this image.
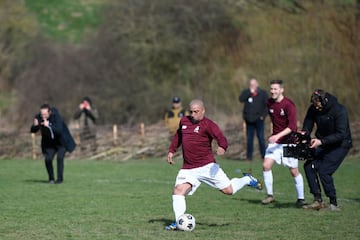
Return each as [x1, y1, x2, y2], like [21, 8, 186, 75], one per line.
[283, 131, 314, 161]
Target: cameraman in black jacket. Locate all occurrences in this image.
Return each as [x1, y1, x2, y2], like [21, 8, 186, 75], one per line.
[31, 104, 76, 184]
[301, 90, 352, 211]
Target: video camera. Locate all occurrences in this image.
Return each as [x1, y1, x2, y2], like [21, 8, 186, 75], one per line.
[283, 131, 314, 161]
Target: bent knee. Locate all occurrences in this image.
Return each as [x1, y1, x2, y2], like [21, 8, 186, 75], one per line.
[290, 168, 300, 177]
[221, 186, 233, 195]
[263, 158, 273, 171]
[173, 183, 192, 195]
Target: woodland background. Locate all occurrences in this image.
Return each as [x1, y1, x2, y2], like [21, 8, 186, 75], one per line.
[0, 0, 359, 158]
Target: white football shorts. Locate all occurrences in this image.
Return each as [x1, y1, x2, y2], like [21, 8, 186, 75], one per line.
[174, 162, 231, 195]
[264, 143, 299, 168]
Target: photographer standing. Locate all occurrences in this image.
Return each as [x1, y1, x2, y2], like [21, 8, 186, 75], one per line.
[302, 90, 352, 211]
[73, 97, 98, 152]
[31, 104, 76, 184]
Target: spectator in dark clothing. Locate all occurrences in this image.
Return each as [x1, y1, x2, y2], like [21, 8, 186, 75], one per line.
[239, 78, 268, 161]
[31, 104, 76, 184]
[302, 89, 352, 211]
[73, 97, 98, 152]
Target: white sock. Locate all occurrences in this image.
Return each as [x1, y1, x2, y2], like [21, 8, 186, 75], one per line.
[172, 195, 186, 222]
[294, 174, 304, 199]
[230, 177, 250, 195]
[263, 170, 273, 196]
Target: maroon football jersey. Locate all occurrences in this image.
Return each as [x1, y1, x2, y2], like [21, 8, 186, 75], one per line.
[169, 116, 228, 169]
[267, 97, 298, 143]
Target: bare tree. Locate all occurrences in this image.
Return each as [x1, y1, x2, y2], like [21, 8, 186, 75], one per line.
[0, 0, 39, 89]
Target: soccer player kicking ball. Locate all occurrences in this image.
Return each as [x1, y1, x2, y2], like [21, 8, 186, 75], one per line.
[165, 99, 262, 231]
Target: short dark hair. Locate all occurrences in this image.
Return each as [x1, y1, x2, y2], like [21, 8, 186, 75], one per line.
[270, 79, 283, 85]
[40, 103, 51, 110]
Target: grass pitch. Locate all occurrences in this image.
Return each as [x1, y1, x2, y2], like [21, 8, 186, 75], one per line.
[25, 0, 103, 42]
[0, 157, 359, 239]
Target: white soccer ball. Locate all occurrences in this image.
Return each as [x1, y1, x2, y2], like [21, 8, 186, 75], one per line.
[176, 213, 196, 232]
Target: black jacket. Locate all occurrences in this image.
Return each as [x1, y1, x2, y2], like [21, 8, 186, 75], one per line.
[31, 108, 76, 153]
[239, 87, 268, 123]
[302, 93, 352, 149]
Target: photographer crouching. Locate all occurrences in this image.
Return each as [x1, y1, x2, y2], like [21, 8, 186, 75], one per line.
[301, 90, 352, 211]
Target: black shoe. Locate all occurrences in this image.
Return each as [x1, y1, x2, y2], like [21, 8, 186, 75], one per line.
[296, 199, 306, 207]
[55, 180, 63, 184]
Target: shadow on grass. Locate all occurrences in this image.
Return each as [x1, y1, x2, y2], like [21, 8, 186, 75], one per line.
[148, 218, 172, 226]
[235, 197, 301, 209]
[270, 201, 301, 209]
[148, 218, 230, 228]
[24, 179, 49, 184]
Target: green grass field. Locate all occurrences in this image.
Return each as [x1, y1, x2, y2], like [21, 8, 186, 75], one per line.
[25, 0, 104, 42]
[0, 157, 359, 240]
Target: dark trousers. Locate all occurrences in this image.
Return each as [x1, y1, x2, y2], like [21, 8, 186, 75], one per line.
[303, 147, 349, 204]
[245, 119, 266, 160]
[80, 127, 97, 153]
[44, 146, 66, 181]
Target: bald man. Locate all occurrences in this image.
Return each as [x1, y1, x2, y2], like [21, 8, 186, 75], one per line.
[165, 99, 262, 231]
